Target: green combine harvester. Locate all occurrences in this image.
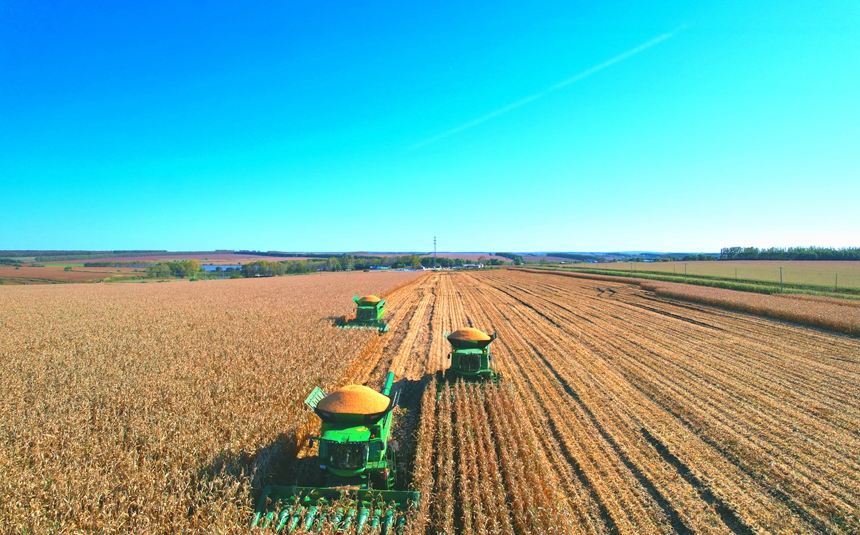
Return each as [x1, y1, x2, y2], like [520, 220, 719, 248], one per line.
[252, 372, 417, 533]
[444, 327, 500, 383]
[337, 295, 389, 333]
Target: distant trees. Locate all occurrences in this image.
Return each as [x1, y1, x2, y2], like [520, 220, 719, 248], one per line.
[173, 259, 200, 277]
[326, 257, 341, 272]
[419, 256, 466, 268]
[146, 264, 172, 278]
[720, 246, 860, 261]
[284, 260, 313, 274]
[496, 253, 524, 265]
[238, 260, 314, 277]
[392, 254, 422, 269]
[241, 260, 285, 277]
[146, 260, 199, 278]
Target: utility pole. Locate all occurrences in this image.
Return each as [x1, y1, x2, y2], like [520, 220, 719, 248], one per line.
[433, 236, 437, 270]
[780, 266, 783, 292]
[685, 263, 687, 281]
[836, 274, 838, 293]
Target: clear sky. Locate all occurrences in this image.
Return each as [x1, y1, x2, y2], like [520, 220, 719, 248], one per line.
[2, 1, 858, 253]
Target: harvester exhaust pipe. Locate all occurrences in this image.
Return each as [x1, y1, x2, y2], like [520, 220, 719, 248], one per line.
[381, 371, 394, 397]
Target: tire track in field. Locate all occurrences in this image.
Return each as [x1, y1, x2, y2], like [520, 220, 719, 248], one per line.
[387, 273, 437, 381]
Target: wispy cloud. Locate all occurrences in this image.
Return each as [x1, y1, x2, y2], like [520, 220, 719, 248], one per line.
[410, 26, 686, 149]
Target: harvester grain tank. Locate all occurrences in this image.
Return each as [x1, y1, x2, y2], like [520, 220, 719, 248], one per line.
[338, 295, 389, 332]
[444, 327, 500, 383]
[252, 372, 417, 533]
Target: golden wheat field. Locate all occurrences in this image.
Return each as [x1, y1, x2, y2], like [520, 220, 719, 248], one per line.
[2, 269, 859, 534]
[0, 271, 420, 534]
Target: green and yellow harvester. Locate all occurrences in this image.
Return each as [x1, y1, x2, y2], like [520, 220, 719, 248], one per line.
[443, 327, 500, 383]
[337, 295, 389, 333]
[253, 372, 417, 533]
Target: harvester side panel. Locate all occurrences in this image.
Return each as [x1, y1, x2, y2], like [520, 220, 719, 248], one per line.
[304, 387, 326, 411]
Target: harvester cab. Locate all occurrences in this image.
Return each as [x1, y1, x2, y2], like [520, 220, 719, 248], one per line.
[337, 295, 389, 333]
[444, 328, 500, 383]
[253, 372, 418, 533]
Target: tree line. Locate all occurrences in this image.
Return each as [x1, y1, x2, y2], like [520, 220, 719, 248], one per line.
[239, 260, 315, 277]
[496, 253, 524, 265]
[144, 259, 317, 279]
[719, 246, 860, 261]
[146, 260, 201, 278]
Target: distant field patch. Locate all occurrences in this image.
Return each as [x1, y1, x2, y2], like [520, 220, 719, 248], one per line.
[0, 266, 107, 283]
[593, 260, 860, 289]
[75, 253, 305, 263]
[0, 266, 147, 284]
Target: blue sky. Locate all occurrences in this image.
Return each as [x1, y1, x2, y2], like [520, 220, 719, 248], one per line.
[2, 1, 858, 252]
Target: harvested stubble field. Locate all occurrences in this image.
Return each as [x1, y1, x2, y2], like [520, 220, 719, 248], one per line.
[516, 268, 860, 336]
[367, 270, 860, 534]
[0, 271, 421, 534]
[3, 268, 859, 534]
[582, 260, 860, 289]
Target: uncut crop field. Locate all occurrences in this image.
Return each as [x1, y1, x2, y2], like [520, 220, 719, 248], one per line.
[367, 270, 860, 534]
[0, 271, 421, 534]
[590, 260, 860, 289]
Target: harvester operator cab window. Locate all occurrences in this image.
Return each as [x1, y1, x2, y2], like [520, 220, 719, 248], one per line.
[357, 308, 373, 320]
[459, 354, 481, 372]
[327, 442, 369, 470]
